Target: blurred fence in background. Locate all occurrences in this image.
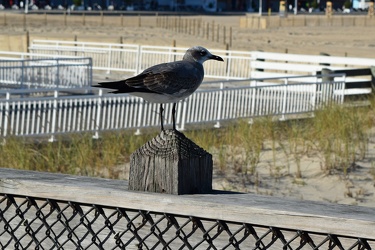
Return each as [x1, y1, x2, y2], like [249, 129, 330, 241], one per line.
[23, 39, 375, 84]
[21, 41, 254, 79]
[241, 14, 375, 29]
[0, 57, 92, 89]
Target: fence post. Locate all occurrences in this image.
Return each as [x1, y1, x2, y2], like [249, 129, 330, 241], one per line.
[55, 58, 60, 87]
[21, 60, 26, 89]
[3, 92, 10, 138]
[229, 27, 232, 47]
[135, 99, 143, 135]
[281, 78, 288, 121]
[214, 82, 224, 128]
[321, 68, 334, 104]
[48, 90, 58, 142]
[216, 24, 220, 42]
[371, 66, 375, 90]
[136, 45, 141, 74]
[206, 22, 209, 40]
[87, 58, 93, 90]
[172, 40, 177, 62]
[93, 89, 102, 139]
[211, 20, 215, 41]
[250, 82, 257, 119]
[176, 102, 182, 130]
[180, 99, 188, 131]
[223, 26, 226, 45]
[339, 75, 346, 104]
[107, 45, 112, 74]
[23, 13, 26, 31]
[26, 31, 30, 53]
[311, 78, 318, 113]
[225, 45, 231, 79]
[192, 19, 196, 35]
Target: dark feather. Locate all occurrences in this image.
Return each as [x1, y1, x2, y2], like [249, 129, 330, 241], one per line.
[93, 80, 155, 94]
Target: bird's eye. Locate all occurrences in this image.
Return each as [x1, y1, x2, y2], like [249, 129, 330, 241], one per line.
[200, 50, 207, 56]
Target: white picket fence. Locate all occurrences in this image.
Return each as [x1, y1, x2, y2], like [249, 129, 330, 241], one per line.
[1, 41, 371, 140]
[0, 75, 345, 140]
[0, 39, 372, 91]
[28, 40, 253, 80]
[0, 40, 372, 81]
[250, 51, 375, 95]
[26, 40, 375, 94]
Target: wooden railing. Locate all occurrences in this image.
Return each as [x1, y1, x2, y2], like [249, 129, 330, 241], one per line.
[0, 167, 374, 249]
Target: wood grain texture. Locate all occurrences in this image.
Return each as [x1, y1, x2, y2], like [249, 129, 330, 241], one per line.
[0, 168, 374, 239]
[129, 129, 212, 194]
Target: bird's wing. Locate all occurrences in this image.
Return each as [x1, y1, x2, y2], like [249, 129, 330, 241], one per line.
[126, 61, 204, 96]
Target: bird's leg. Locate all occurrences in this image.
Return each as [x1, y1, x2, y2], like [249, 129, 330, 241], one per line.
[172, 103, 177, 130]
[160, 104, 164, 131]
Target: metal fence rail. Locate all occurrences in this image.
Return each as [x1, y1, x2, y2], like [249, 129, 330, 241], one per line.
[0, 76, 345, 140]
[0, 57, 93, 89]
[0, 193, 373, 250]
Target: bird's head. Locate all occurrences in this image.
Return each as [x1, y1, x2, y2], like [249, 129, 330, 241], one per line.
[183, 46, 224, 64]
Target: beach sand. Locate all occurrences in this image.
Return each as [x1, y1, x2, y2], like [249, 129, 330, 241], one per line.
[1, 12, 375, 207]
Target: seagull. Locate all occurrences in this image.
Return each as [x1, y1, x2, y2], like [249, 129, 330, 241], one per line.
[93, 46, 224, 131]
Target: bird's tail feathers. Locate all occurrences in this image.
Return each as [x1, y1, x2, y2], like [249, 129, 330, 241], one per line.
[92, 80, 125, 90]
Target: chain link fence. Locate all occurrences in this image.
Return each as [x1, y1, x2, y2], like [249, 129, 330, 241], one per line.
[1, 193, 373, 249]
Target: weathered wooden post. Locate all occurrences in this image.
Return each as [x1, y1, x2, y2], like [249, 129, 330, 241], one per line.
[129, 129, 213, 195]
[64, 11, 67, 26]
[23, 13, 26, 31]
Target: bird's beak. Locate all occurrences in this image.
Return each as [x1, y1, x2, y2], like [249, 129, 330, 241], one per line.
[210, 54, 224, 62]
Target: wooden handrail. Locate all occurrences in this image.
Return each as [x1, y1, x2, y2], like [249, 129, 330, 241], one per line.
[0, 167, 374, 239]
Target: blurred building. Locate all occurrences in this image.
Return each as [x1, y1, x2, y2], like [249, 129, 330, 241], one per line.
[1, 0, 371, 12]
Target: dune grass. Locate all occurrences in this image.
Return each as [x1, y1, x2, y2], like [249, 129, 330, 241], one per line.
[0, 130, 157, 176]
[0, 100, 374, 179]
